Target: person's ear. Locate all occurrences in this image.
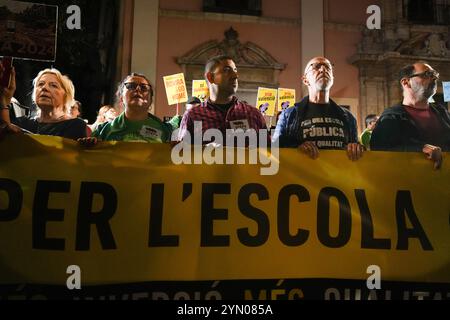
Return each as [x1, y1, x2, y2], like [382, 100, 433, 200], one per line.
[206, 72, 214, 84]
[400, 78, 410, 88]
[302, 74, 309, 86]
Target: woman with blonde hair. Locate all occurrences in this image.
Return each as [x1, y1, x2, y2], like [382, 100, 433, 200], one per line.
[0, 67, 87, 139]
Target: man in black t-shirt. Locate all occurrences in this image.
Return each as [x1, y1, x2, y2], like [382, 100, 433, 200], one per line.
[273, 56, 364, 161]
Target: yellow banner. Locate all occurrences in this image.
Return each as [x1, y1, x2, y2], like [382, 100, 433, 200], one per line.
[192, 80, 209, 102]
[277, 88, 296, 112]
[0, 135, 449, 299]
[256, 87, 277, 117]
[163, 73, 188, 105]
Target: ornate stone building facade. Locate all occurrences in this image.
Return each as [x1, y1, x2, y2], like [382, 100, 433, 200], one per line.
[351, 0, 450, 125]
[124, 0, 449, 130]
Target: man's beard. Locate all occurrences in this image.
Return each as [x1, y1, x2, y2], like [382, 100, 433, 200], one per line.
[312, 74, 334, 91]
[315, 79, 332, 91]
[412, 81, 437, 100]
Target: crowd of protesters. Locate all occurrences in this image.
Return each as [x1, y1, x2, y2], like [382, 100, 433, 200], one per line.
[1, 55, 449, 169]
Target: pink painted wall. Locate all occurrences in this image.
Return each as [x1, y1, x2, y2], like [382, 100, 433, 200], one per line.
[160, 0, 202, 12]
[324, 0, 382, 126]
[155, 16, 301, 118]
[325, 29, 361, 99]
[325, 0, 382, 24]
[262, 0, 301, 19]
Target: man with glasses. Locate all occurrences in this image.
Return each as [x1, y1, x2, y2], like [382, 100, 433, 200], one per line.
[371, 62, 450, 169]
[273, 56, 363, 161]
[177, 55, 267, 145]
[80, 73, 180, 144]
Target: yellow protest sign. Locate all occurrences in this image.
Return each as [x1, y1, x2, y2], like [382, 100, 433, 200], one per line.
[163, 73, 188, 105]
[256, 87, 277, 117]
[277, 88, 296, 112]
[0, 135, 449, 300]
[192, 80, 209, 102]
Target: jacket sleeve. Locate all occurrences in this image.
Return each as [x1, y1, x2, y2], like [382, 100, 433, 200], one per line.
[370, 116, 423, 152]
[166, 115, 182, 131]
[272, 109, 299, 148]
[177, 112, 194, 144]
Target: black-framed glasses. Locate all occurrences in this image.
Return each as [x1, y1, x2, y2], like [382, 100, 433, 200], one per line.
[409, 70, 439, 79]
[124, 82, 152, 92]
[305, 62, 334, 73]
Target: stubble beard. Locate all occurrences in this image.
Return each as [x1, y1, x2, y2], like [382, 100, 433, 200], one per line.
[412, 81, 437, 101]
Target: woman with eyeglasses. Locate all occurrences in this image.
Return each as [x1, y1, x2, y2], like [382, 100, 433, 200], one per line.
[80, 73, 180, 144]
[0, 66, 88, 140]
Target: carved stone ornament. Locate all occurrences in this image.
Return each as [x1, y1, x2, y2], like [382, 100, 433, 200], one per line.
[393, 32, 450, 57]
[177, 27, 285, 70]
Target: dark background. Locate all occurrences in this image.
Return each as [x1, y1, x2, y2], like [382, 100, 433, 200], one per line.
[11, 0, 120, 123]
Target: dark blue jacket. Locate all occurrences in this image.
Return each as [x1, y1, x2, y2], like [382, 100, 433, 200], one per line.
[272, 96, 358, 147]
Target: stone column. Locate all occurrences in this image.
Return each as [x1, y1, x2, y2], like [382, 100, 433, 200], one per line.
[131, 0, 159, 113]
[301, 0, 324, 95]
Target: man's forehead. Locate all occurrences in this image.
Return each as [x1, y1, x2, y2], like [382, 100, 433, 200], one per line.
[308, 57, 331, 65]
[414, 63, 434, 72]
[126, 76, 148, 84]
[218, 59, 236, 68]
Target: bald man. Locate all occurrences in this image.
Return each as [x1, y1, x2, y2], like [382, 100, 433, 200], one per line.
[273, 56, 363, 161]
[371, 62, 450, 169]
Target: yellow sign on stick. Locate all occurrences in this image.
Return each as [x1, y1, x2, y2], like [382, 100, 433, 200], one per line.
[192, 80, 209, 102]
[256, 87, 278, 116]
[163, 73, 188, 105]
[277, 88, 296, 112]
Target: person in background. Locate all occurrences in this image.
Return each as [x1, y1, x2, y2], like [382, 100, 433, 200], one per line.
[88, 105, 118, 132]
[359, 114, 379, 150]
[185, 96, 202, 112]
[69, 100, 83, 119]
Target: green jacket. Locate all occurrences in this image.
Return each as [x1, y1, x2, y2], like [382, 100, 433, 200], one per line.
[92, 112, 181, 143]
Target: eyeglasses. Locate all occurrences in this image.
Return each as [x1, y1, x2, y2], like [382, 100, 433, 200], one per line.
[124, 82, 152, 92]
[305, 62, 334, 73]
[409, 70, 439, 79]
